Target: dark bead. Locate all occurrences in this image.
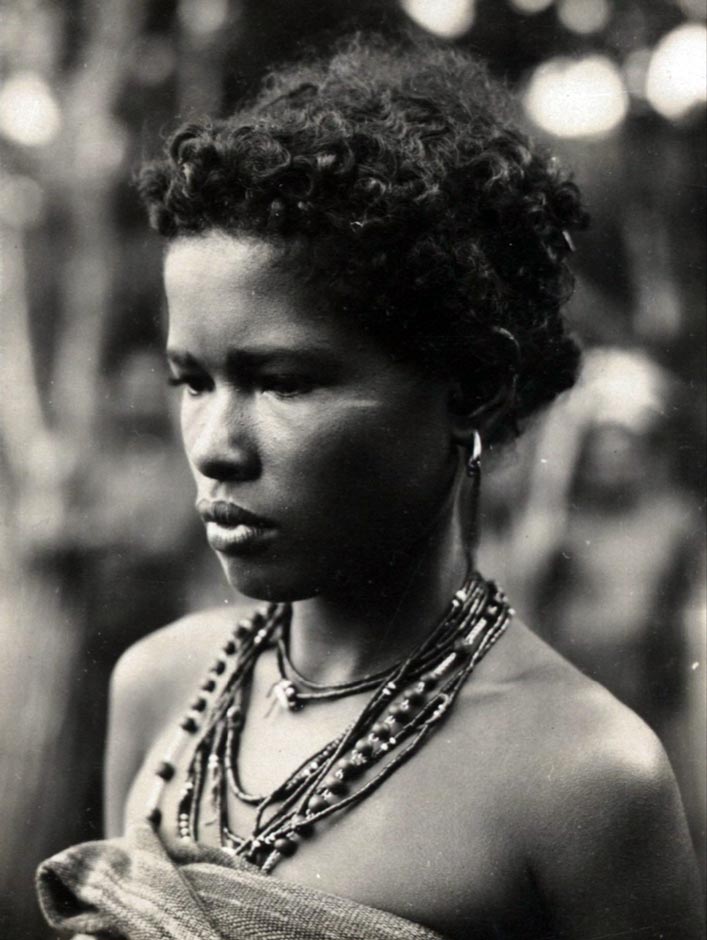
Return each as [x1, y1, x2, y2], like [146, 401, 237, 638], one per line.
[308, 793, 330, 813]
[371, 722, 390, 739]
[292, 814, 314, 837]
[354, 739, 374, 757]
[417, 676, 437, 692]
[223, 639, 236, 655]
[156, 760, 175, 781]
[235, 622, 251, 639]
[212, 659, 226, 675]
[201, 679, 216, 693]
[323, 774, 348, 795]
[191, 696, 208, 712]
[249, 845, 269, 865]
[335, 758, 354, 779]
[346, 756, 367, 776]
[251, 610, 266, 627]
[389, 703, 408, 721]
[274, 837, 297, 857]
[180, 716, 198, 733]
[406, 689, 426, 707]
[146, 807, 162, 828]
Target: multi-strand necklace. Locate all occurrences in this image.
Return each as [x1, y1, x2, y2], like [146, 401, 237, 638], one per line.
[144, 571, 513, 874]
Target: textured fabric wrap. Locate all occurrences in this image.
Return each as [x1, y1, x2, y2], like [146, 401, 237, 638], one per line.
[36, 824, 448, 940]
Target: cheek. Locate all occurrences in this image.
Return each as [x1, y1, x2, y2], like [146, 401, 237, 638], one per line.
[269, 401, 453, 526]
[179, 404, 203, 474]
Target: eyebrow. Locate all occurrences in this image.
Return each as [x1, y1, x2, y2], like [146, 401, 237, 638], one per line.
[165, 345, 341, 370]
[165, 350, 198, 369]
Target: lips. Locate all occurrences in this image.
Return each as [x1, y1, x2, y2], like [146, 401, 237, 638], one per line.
[196, 499, 275, 555]
[196, 499, 273, 528]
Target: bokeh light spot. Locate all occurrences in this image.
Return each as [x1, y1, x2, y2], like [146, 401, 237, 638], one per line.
[401, 0, 476, 37]
[0, 72, 61, 148]
[645, 23, 707, 121]
[178, 0, 229, 36]
[524, 55, 628, 138]
[557, 0, 611, 35]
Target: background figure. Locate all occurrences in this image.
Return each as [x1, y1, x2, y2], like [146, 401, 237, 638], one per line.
[539, 356, 694, 721]
[542, 417, 694, 726]
[1, 1, 704, 936]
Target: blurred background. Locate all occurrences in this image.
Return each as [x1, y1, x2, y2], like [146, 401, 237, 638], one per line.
[0, 0, 705, 935]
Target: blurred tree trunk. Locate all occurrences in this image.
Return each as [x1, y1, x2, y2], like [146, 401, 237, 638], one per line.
[52, 0, 145, 440]
[0, 3, 146, 936]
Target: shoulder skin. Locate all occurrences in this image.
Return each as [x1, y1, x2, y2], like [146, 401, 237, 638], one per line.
[482, 623, 705, 939]
[103, 606, 237, 838]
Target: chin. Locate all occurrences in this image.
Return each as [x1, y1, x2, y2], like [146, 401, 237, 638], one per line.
[215, 552, 325, 604]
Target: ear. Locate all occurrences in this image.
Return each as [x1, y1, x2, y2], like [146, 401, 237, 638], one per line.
[447, 380, 515, 446]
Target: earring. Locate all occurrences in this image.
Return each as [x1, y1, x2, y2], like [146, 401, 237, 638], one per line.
[466, 429, 482, 478]
[466, 430, 482, 556]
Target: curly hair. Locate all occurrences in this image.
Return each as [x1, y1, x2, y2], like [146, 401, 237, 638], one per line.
[139, 36, 588, 442]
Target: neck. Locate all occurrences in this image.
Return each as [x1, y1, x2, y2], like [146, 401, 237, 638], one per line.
[288, 504, 470, 686]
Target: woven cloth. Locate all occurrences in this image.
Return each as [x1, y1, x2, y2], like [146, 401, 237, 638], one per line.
[36, 823, 448, 940]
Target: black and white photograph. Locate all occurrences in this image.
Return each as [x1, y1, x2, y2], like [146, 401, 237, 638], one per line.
[0, 1, 705, 937]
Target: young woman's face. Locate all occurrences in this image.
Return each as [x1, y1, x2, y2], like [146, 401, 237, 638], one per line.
[165, 233, 460, 601]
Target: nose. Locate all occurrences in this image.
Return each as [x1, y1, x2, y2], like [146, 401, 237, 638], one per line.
[183, 388, 259, 483]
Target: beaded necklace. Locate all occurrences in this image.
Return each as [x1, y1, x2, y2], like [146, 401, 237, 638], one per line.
[271, 627, 396, 710]
[145, 572, 512, 874]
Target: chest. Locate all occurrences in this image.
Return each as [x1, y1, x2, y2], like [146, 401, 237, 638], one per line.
[125, 659, 546, 939]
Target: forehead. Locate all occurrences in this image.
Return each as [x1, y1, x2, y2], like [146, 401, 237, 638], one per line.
[165, 233, 291, 312]
[164, 233, 351, 351]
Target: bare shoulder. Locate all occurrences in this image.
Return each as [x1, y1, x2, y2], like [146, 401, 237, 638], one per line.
[109, 605, 237, 743]
[481, 622, 683, 823]
[104, 604, 240, 836]
[522, 623, 673, 787]
[464, 621, 704, 937]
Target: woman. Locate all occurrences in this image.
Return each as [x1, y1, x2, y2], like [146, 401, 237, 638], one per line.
[37, 38, 703, 940]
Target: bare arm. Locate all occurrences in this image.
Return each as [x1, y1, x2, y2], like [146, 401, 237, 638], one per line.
[103, 644, 153, 838]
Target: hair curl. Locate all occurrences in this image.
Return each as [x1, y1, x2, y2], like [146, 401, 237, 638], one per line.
[139, 36, 588, 443]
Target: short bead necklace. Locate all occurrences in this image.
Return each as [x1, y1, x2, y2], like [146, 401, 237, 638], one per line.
[271, 611, 455, 710]
[144, 571, 513, 874]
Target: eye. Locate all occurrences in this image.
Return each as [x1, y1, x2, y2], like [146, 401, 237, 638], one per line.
[167, 374, 211, 397]
[261, 374, 314, 398]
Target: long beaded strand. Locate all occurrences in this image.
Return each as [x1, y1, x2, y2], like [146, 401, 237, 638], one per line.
[143, 605, 278, 833]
